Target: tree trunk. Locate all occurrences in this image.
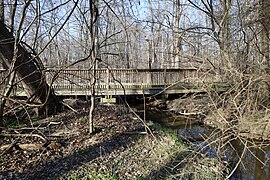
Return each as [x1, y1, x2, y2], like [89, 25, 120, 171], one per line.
[258, 0, 270, 106]
[0, 0, 4, 130]
[173, 0, 181, 68]
[88, 0, 99, 134]
[260, 0, 270, 73]
[0, 0, 3, 23]
[0, 23, 60, 115]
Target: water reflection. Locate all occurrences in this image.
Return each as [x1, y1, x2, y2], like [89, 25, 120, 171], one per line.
[144, 109, 270, 180]
[230, 141, 270, 180]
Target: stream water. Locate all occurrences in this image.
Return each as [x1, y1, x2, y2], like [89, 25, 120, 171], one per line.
[142, 109, 270, 180]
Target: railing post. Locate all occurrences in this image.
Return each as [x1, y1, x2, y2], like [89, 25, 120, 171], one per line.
[147, 71, 152, 88]
[106, 68, 110, 90]
[163, 68, 167, 86]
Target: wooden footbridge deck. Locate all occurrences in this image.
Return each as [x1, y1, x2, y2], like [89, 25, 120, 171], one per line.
[0, 68, 226, 96]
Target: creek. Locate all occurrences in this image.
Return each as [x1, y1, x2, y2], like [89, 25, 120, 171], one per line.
[138, 108, 270, 180]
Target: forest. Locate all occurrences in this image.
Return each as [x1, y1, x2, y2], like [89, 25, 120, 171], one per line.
[0, 0, 270, 179]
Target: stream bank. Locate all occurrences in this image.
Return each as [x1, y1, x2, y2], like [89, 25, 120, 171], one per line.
[149, 94, 270, 141]
[205, 108, 270, 141]
[148, 94, 270, 179]
[0, 101, 225, 179]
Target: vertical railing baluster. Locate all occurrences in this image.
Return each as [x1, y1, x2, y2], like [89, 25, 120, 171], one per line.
[106, 68, 110, 90]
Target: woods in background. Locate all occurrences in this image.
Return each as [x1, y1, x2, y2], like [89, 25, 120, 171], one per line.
[0, 0, 269, 124]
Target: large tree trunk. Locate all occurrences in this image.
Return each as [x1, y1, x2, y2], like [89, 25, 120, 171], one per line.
[260, 0, 270, 72]
[0, 0, 3, 130]
[0, 23, 60, 115]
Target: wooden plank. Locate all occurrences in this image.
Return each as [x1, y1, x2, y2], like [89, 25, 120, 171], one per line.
[1, 68, 225, 96]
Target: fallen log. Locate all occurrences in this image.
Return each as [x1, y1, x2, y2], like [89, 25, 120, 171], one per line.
[0, 140, 17, 155]
[0, 143, 44, 153]
[0, 133, 48, 142]
[0, 141, 62, 154]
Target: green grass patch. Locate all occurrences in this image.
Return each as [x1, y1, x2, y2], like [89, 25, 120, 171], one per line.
[79, 116, 88, 124]
[6, 120, 23, 129]
[247, 113, 264, 122]
[148, 121, 181, 143]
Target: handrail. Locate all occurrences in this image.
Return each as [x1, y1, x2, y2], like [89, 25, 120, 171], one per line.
[0, 68, 223, 95]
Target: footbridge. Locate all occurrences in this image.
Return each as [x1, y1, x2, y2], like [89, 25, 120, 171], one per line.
[0, 68, 227, 96]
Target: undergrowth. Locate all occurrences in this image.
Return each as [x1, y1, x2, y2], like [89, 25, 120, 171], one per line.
[64, 121, 226, 179]
[65, 122, 187, 179]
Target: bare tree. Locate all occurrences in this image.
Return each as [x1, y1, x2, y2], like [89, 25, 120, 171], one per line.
[0, 21, 60, 115]
[0, 1, 75, 121]
[0, 0, 3, 23]
[259, 0, 270, 73]
[0, 0, 4, 130]
[89, 0, 99, 134]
